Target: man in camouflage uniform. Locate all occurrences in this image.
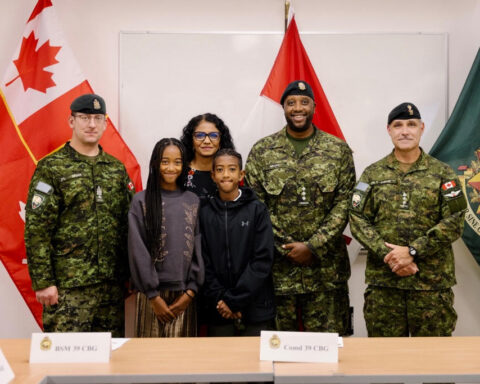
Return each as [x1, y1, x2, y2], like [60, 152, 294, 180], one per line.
[349, 102, 466, 337]
[24, 94, 135, 336]
[245, 80, 355, 334]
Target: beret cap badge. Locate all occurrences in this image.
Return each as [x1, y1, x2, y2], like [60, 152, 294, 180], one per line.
[70, 94, 106, 114]
[387, 102, 421, 124]
[280, 80, 315, 105]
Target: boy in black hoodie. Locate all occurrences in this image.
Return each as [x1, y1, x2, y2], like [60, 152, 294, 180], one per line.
[200, 148, 275, 336]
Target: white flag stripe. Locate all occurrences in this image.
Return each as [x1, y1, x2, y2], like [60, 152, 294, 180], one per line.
[238, 95, 285, 157]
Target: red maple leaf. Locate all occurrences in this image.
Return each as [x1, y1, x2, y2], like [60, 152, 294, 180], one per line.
[5, 31, 61, 93]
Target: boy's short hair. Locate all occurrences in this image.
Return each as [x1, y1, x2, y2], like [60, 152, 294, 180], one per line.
[212, 148, 243, 169]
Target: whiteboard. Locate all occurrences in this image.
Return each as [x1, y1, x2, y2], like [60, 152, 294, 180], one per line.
[119, 32, 447, 186]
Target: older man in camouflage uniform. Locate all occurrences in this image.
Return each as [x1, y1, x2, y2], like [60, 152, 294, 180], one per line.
[25, 94, 134, 336]
[349, 102, 466, 337]
[245, 80, 355, 334]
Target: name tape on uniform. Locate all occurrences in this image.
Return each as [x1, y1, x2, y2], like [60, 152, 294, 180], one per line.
[259, 331, 339, 363]
[0, 348, 15, 383]
[30, 332, 111, 363]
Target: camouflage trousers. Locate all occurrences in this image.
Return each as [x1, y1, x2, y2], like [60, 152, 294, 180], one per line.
[363, 286, 457, 337]
[275, 285, 353, 335]
[43, 282, 125, 337]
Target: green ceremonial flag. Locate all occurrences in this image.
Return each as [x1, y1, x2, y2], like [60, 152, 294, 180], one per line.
[430, 48, 480, 265]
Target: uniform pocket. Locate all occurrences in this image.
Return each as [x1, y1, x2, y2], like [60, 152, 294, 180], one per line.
[314, 180, 336, 210]
[262, 168, 288, 196]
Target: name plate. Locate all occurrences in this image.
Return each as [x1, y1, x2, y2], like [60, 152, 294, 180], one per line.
[30, 332, 111, 363]
[0, 348, 15, 383]
[260, 331, 338, 363]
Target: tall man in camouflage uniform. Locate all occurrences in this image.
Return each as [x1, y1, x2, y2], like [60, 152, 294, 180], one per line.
[25, 94, 134, 336]
[245, 80, 355, 334]
[349, 102, 466, 337]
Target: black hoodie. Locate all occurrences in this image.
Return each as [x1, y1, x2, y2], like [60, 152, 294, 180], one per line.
[199, 186, 275, 325]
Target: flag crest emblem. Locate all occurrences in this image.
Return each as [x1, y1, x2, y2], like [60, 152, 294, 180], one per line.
[459, 149, 480, 237]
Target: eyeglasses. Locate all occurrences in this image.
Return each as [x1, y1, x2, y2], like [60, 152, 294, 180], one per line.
[74, 114, 106, 124]
[193, 132, 220, 142]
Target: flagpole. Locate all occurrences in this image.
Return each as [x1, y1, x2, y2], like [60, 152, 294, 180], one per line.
[285, 0, 290, 32]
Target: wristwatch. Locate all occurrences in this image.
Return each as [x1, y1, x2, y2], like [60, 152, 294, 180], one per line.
[408, 246, 417, 258]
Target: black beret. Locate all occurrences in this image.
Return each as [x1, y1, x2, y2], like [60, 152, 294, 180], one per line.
[388, 102, 421, 124]
[70, 94, 106, 114]
[280, 80, 315, 106]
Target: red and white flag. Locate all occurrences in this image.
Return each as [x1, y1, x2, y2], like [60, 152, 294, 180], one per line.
[0, 0, 142, 327]
[239, 12, 345, 156]
[442, 181, 456, 190]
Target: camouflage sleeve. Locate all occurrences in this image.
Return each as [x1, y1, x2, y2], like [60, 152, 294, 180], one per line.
[121, 169, 136, 280]
[245, 146, 266, 203]
[245, 146, 294, 250]
[349, 171, 391, 260]
[24, 162, 58, 291]
[410, 172, 466, 258]
[307, 144, 356, 257]
[125, 170, 136, 202]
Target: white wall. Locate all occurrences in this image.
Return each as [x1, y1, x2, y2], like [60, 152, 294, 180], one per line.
[1, 0, 480, 338]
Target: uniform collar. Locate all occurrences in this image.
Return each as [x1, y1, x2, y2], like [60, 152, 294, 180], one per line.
[274, 125, 320, 157]
[64, 141, 109, 163]
[385, 148, 429, 173]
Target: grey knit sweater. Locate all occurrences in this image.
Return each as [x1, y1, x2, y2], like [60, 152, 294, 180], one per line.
[128, 189, 204, 299]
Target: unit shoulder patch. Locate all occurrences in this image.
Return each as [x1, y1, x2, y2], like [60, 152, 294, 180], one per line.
[441, 181, 466, 213]
[32, 194, 45, 209]
[351, 182, 371, 212]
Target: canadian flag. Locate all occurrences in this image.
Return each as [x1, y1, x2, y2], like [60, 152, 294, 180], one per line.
[0, 0, 142, 327]
[442, 181, 456, 190]
[238, 10, 345, 156]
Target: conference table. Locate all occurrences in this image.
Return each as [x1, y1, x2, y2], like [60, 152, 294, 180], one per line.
[275, 336, 480, 383]
[1, 336, 479, 383]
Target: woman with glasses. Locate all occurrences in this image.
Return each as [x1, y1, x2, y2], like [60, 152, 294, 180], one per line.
[180, 113, 235, 201]
[180, 113, 235, 336]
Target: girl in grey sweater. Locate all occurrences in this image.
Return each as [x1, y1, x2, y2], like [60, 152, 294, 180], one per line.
[128, 138, 204, 337]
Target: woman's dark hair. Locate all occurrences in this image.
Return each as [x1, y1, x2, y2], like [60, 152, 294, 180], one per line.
[145, 138, 187, 260]
[212, 148, 243, 170]
[180, 113, 235, 163]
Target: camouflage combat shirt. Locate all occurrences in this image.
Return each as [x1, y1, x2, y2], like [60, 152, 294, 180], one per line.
[349, 149, 466, 290]
[25, 142, 135, 291]
[245, 127, 355, 295]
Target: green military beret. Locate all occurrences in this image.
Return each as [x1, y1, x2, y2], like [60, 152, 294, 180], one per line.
[70, 94, 106, 114]
[388, 102, 421, 124]
[280, 80, 315, 106]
